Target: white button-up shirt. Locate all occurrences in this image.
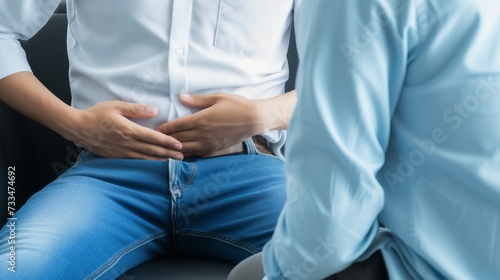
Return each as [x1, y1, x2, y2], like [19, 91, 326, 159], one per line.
[0, 0, 301, 155]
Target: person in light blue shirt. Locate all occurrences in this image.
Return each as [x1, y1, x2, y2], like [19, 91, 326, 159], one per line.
[229, 0, 500, 279]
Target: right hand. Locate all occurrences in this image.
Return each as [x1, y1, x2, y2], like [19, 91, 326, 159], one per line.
[66, 101, 183, 160]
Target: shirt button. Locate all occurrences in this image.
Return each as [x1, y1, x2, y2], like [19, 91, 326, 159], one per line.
[175, 47, 184, 55]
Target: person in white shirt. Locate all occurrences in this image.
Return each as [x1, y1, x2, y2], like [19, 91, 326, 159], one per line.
[0, 1, 301, 279]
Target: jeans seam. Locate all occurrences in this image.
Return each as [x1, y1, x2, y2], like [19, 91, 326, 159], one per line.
[180, 163, 197, 193]
[69, 150, 94, 168]
[86, 230, 170, 280]
[176, 230, 259, 255]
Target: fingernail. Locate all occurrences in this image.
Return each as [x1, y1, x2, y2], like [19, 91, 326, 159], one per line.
[147, 106, 158, 115]
[173, 143, 182, 150]
[180, 93, 191, 100]
[174, 153, 184, 160]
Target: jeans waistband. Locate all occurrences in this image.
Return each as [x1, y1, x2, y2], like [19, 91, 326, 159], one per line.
[198, 136, 272, 158]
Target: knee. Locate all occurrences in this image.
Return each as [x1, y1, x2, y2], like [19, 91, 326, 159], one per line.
[228, 252, 265, 280]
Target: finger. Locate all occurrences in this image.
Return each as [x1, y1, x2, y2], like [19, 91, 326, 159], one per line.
[131, 124, 183, 151]
[130, 153, 179, 161]
[92, 146, 182, 161]
[178, 141, 206, 156]
[126, 141, 184, 160]
[156, 115, 197, 134]
[180, 140, 230, 157]
[167, 129, 210, 143]
[112, 101, 158, 119]
[179, 93, 220, 109]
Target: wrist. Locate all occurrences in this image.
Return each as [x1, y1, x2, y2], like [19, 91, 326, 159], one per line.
[254, 98, 279, 134]
[259, 92, 296, 132]
[52, 105, 83, 142]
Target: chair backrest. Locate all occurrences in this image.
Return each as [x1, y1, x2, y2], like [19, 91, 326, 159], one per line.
[286, 24, 298, 93]
[0, 5, 73, 222]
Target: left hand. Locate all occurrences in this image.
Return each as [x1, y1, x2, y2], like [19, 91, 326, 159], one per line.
[156, 92, 270, 157]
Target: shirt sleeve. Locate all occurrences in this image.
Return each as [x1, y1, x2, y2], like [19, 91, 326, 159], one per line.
[0, 0, 61, 79]
[263, 0, 418, 279]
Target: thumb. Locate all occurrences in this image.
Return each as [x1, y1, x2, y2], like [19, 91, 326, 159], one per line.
[114, 101, 158, 119]
[179, 93, 218, 109]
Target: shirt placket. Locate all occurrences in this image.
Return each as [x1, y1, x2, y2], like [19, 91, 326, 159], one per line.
[167, 0, 193, 120]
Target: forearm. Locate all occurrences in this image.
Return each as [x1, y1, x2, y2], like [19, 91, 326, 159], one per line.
[1, 72, 184, 160]
[0, 71, 78, 140]
[259, 89, 297, 132]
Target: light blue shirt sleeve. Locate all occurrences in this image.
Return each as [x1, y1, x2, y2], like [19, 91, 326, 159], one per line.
[263, 1, 412, 278]
[0, 0, 61, 79]
[263, 0, 500, 279]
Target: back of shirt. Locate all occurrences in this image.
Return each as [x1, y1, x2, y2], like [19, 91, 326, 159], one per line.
[263, 0, 500, 279]
[380, 1, 500, 279]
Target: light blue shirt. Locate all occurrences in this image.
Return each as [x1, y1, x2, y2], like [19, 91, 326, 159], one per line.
[0, 0, 302, 156]
[263, 0, 500, 279]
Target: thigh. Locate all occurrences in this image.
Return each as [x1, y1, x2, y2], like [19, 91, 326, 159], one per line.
[173, 153, 287, 263]
[0, 152, 173, 280]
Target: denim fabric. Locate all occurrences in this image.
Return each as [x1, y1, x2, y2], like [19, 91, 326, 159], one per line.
[0, 138, 286, 279]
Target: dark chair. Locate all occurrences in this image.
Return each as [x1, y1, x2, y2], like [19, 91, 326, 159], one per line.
[0, 1, 298, 279]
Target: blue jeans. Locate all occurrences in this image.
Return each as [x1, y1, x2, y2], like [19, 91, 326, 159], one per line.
[0, 138, 286, 279]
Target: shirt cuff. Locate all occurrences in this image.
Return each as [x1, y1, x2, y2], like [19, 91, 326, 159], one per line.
[0, 38, 32, 80]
